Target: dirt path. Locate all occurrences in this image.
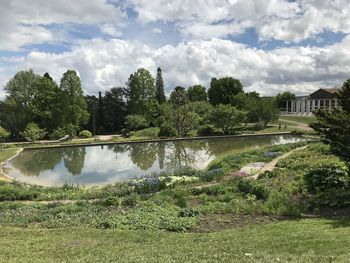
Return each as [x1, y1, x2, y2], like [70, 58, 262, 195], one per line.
[279, 118, 313, 131]
[250, 145, 308, 179]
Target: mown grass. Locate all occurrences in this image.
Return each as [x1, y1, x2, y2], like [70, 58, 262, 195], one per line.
[279, 115, 317, 125]
[0, 217, 349, 263]
[0, 148, 18, 163]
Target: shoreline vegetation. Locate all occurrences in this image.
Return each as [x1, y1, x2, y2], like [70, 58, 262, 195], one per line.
[0, 141, 349, 261]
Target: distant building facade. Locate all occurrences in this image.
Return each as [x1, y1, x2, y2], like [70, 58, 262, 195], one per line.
[284, 88, 340, 115]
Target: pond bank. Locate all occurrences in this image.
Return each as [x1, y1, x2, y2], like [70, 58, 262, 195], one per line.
[0, 148, 23, 181]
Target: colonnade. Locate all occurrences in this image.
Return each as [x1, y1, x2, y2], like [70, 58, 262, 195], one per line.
[285, 98, 338, 115]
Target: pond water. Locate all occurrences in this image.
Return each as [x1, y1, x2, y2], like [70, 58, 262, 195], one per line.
[4, 135, 305, 186]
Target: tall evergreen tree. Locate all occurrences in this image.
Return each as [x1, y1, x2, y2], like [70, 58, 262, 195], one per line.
[155, 67, 166, 104]
[59, 70, 89, 132]
[125, 68, 157, 116]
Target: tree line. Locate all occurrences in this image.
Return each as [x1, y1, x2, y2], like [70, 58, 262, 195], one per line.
[0, 67, 282, 141]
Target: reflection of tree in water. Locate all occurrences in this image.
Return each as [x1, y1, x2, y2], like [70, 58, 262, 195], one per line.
[63, 147, 86, 176]
[108, 144, 128, 158]
[164, 140, 209, 170]
[127, 143, 158, 171]
[158, 142, 166, 169]
[12, 149, 62, 176]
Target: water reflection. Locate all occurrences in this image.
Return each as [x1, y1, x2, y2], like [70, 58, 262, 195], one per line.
[5, 135, 305, 186]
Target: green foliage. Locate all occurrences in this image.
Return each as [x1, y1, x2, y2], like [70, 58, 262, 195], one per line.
[79, 130, 92, 138]
[247, 98, 280, 126]
[126, 68, 157, 116]
[121, 193, 138, 207]
[50, 124, 77, 139]
[155, 67, 166, 104]
[208, 104, 245, 134]
[237, 179, 269, 200]
[104, 196, 119, 207]
[158, 123, 177, 137]
[169, 86, 188, 106]
[125, 115, 149, 131]
[304, 161, 349, 193]
[21, 122, 47, 142]
[59, 70, 89, 128]
[208, 77, 243, 105]
[263, 191, 302, 217]
[197, 124, 215, 136]
[0, 126, 10, 139]
[187, 85, 207, 102]
[312, 80, 350, 164]
[275, 91, 296, 109]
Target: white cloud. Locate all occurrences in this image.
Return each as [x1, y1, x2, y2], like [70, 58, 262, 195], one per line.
[131, 0, 350, 42]
[0, 0, 125, 50]
[1, 36, 349, 99]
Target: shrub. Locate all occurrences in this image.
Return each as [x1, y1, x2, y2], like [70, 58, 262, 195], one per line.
[174, 191, 188, 208]
[158, 123, 177, 137]
[237, 179, 269, 200]
[50, 124, 77, 139]
[178, 208, 199, 217]
[129, 176, 166, 194]
[79, 130, 92, 138]
[121, 193, 138, 207]
[263, 191, 302, 217]
[155, 116, 166, 127]
[21, 123, 47, 142]
[197, 124, 215, 136]
[304, 161, 349, 194]
[104, 196, 119, 207]
[125, 115, 149, 131]
[0, 126, 10, 140]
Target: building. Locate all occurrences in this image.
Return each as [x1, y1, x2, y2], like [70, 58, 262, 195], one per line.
[285, 88, 340, 115]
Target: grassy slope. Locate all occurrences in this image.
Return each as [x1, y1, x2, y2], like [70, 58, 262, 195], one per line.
[1, 218, 349, 263]
[0, 148, 18, 163]
[279, 115, 317, 125]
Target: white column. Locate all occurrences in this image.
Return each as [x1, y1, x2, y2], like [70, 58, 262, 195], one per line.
[306, 100, 311, 115]
[286, 101, 289, 114]
[312, 100, 316, 111]
[292, 101, 295, 114]
[301, 99, 305, 115]
[334, 99, 338, 108]
[317, 100, 321, 110]
[296, 100, 300, 115]
[329, 99, 332, 110]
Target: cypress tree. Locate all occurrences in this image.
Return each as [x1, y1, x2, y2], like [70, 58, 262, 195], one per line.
[155, 67, 166, 104]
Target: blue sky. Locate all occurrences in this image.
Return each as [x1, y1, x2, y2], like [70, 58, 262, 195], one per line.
[1, 0, 350, 98]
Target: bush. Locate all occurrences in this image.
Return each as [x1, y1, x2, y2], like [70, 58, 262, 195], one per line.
[21, 123, 47, 142]
[237, 179, 269, 200]
[304, 161, 349, 193]
[155, 116, 166, 127]
[129, 176, 166, 194]
[121, 193, 138, 207]
[125, 115, 149, 131]
[178, 208, 199, 217]
[50, 124, 77, 139]
[104, 196, 119, 207]
[158, 123, 177, 137]
[79, 130, 92, 138]
[197, 124, 215, 136]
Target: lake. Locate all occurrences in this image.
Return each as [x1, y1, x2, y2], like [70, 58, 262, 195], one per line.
[4, 135, 305, 186]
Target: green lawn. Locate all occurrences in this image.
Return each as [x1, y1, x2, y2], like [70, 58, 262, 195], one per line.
[0, 218, 349, 263]
[0, 148, 18, 163]
[279, 115, 317, 125]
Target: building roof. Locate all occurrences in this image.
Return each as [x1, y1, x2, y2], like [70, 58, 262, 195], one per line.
[320, 88, 340, 94]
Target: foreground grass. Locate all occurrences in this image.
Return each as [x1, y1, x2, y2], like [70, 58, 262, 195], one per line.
[0, 218, 349, 263]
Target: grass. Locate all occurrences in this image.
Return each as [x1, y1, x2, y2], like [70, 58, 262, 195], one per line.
[0, 148, 18, 163]
[0, 218, 349, 263]
[279, 115, 317, 125]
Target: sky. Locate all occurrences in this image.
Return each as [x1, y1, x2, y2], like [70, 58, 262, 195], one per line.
[0, 0, 350, 98]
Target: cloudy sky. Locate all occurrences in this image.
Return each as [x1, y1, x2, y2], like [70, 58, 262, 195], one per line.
[0, 0, 350, 98]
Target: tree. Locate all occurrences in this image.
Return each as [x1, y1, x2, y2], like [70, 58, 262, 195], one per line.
[102, 87, 127, 132]
[59, 70, 89, 133]
[209, 104, 245, 134]
[126, 68, 157, 116]
[21, 122, 47, 142]
[3, 70, 41, 133]
[169, 86, 188, 106]
[155, 67, 166, 104]
[187, 85, 207, 102]
[125, 115, 149, 131]
[247, 98, 279, 127]
[0, 126, 10, 140]
[208, 77, 244, 105]
[312, 80, 350, 164]
[276, 91, 296, 109]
